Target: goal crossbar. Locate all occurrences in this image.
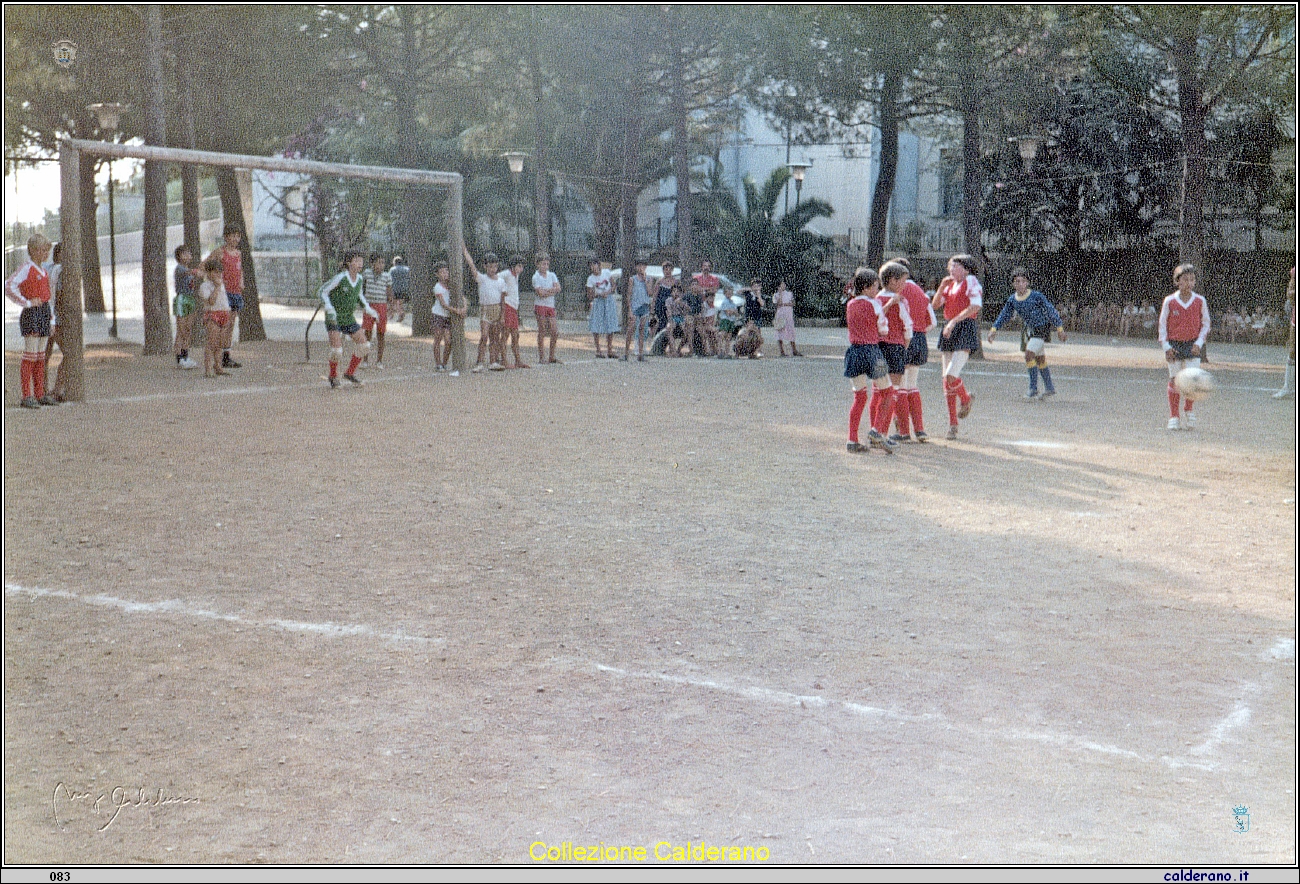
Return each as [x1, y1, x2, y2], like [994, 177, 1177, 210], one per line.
[56, 139, 466, 400]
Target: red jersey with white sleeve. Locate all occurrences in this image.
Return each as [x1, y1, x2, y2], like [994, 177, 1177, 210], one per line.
[900, 280, 934, 333]
[938, 275, 982, 321]
[875, 292, 914, 345]
[1159, 292, 1210, 347]
[5, 260, 52, 307]
[220, 246, 243, 295]
[847, 295, 888, 345]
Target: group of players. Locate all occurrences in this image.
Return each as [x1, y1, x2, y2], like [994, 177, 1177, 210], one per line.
[841, 255, 1213, 453]
[3, 233, 1218, 435]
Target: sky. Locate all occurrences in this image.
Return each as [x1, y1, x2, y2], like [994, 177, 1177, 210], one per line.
[5, 152, 144, 226]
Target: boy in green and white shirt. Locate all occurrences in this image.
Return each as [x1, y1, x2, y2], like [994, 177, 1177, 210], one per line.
[318, 250, 380, 387]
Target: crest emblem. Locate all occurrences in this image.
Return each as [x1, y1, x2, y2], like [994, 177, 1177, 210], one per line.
[1232, 805, 1250, 834]
[52, 39, 77, 68]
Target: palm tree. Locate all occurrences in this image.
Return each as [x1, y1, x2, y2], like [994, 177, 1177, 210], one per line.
[694, 165, 833, 300]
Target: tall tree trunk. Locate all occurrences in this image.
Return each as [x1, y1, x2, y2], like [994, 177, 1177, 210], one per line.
[866, 69, 900, 268]
[214, 167, 267, 341]
[592, 187, 619, 263]
[178, 48, 201, 253]
[141, 4, 171, 356]
[397, 7, 436, 337]
[527, 28, 551, 256]
[958, 77, 983, 263]
[1172, 34, 1206, 269]
[79, 155, 106, 313]
[618, 84, 644, 328]
[671, 39, 693, 272]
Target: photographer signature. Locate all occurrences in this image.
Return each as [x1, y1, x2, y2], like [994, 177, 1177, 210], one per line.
[53, 783, 200, 830]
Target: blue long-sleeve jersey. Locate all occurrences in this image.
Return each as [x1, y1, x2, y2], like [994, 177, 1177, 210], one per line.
[993, 290, 1062, 333]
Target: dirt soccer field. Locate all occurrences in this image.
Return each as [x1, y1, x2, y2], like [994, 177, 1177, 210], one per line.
[3, 330, 1296, 866]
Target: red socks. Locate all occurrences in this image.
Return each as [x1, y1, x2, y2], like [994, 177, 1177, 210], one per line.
[33, 358, 46, 399]
[329, 361, 339, 379]
[849, 389, 868, 443]
[1167, 380, 1180, 418]
[955, 378, 971, 405]
[895, 390, 912, 436]
[909, 389, 925, 434]
[20, 353, 45, 399]
[872, 386, 896, 435]
[347, 354, 362, 375]
[20, 354, 35, 398]
[945, 377, 960, 425]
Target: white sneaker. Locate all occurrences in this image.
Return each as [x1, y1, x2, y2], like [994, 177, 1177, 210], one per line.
[449, 370, 460, 377]
[1183, 412, 1196, 430]
[1167, 417, 1181, 431]
[489, 362, 505, 371]
[179, 357, 198, 369]
[472, 363, 485, 374]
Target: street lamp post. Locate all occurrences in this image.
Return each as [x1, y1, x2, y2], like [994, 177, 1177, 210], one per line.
[1008, 136, 1047, 253]
[88, 102, 125, 337]
[787, 161, 811, 213]
[503, 151, 529, 252]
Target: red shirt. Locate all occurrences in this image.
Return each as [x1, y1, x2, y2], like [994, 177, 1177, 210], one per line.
[900, 280, 932, 333]
[847, 296, 883, 345]
[875, 293, 911, 345]
[937, 275, 983, 321]
[1160, 292, 1210, 344]
[5, 261, 51, 306]
[220, 246, 243, 295]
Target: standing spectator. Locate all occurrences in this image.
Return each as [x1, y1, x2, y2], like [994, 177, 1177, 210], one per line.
[651, 260, 677, 355]
[742, 277, 766, 328]
[623, 258, 652, 362]
[431, 261, 466, 375]
[389, 255, 410, 322]
[199, 257, 231, 379]
[463, 247, 507, 372]
[207, 225, 244, 369]
[42, 242, 70, 401]
[532, 253, 562, 365]
[693, 258, 722, 356]
[361, 252, 392, 368]
[773, 278, 800, 357]
[171, 245, 200, 370]
[586, 258, 620, 358]
[500, 255, 529, 369]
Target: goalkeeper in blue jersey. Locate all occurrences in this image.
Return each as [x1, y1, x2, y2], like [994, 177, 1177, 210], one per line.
[988, 268, 1066, 399]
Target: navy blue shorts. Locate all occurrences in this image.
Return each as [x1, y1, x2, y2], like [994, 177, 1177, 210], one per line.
[226, 292, 245, 312]
[844, 343, 887, 380]
[20, 302, 51, 337]
[938, 317, 980, 352]
[905, 331, 929, 366]
[1167, 340, 1198, 360]
[326, 319, 361, 335]
[1027, 325, 1053, 343]
[878, 342, 906, 375]
[633, 303, 650, 318]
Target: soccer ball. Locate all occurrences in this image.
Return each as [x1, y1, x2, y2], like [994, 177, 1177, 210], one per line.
[1174, 366, 1215, 401]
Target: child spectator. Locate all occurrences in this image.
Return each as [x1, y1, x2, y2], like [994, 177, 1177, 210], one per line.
[715, 290, 742, 359]
[667, 284, 689, 357]
[623, 258, 652, 361]
[742, 277, 766, 328]
[5, 234, 56, 407]
[1159, 263, 1211, 430]
[362, 252, 393, 368]
[587, 258, 620, 358]
[652, 260, 677, 354]
[207, 225, 244, 369]
[172, 245, 200, 370]
[199, 257, 231, 378]
[988, 268, 1066, 399]
[463, 247, 507, 372]
[431, 260, 466, 375]
[532, 253, 562, 364]
[318, 250, 380, 387]
[389, 255, 410, 322]
[733, 318, 763, 359]
[500, 255, 529, 368]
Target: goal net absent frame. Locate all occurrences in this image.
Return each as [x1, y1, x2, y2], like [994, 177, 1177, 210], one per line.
[57, 139, 466, 400]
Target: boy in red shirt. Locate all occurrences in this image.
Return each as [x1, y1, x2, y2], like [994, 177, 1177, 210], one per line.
[843, 269, 897, 454]
[1159, 263, 1212, 430]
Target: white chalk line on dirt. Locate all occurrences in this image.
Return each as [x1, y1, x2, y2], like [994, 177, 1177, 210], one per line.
[90, 373, 421, 404]
[591, 661, 1263, 772]
[4, 582, 442, 646]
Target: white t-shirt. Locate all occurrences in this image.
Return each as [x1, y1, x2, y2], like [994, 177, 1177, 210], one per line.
[501, 269, 521, 310]
[532, 270, 559, 309]
[200, 279, 229, 312]
[432, 281, 451, 318]
[587, 269, 615, 300]
[475, 271, 507, 306]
